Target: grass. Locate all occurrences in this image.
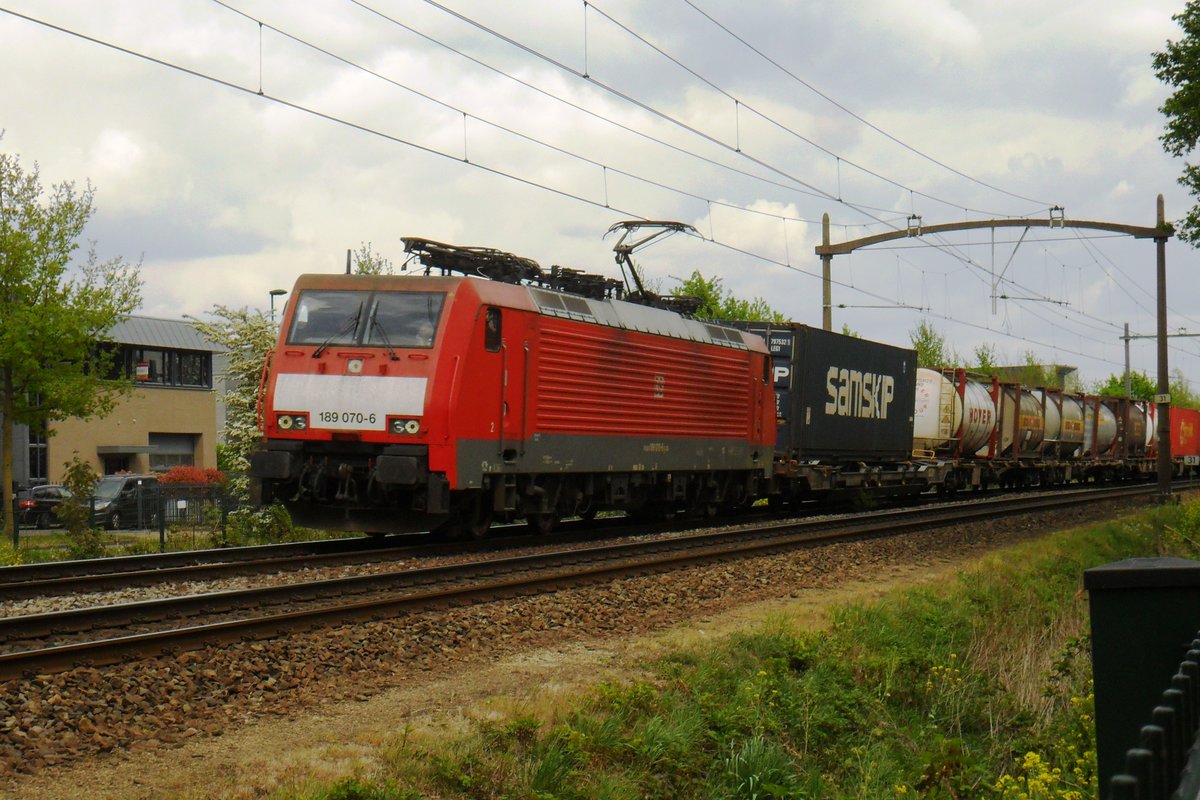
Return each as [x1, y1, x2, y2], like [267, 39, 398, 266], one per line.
[0, 503, 341, 563]
[263, 499, 1195, 800]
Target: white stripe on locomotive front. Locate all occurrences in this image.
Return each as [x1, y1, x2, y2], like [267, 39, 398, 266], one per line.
[274, 374, 427, 431]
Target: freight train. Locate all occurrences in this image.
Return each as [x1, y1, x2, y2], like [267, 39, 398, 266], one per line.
[248, 235, 1200, 535]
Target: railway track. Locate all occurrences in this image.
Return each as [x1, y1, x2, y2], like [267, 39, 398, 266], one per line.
[0, 482, 1159, 681]
[0, 480, 1170, 601]
[0, 517, 728, 603]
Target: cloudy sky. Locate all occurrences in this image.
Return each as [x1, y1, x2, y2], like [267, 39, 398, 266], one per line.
[1, 0, 1197, 386]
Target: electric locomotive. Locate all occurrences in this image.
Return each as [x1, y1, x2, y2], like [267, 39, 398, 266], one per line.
[249, 238, 776, 535]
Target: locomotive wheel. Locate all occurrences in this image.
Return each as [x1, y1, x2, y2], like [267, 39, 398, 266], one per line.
[464, 492, 493, 539]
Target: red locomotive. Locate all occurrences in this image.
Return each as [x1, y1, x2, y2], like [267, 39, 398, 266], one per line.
[249, 238, 775, 535]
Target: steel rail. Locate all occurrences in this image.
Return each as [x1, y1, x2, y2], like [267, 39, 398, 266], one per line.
[0, 514, 665, 599]
[0, 534, 404, 586]
[0, 483, 1159, 681]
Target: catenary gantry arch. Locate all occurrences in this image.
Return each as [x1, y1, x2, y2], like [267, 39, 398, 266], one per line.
[812, 198, 1174, 497]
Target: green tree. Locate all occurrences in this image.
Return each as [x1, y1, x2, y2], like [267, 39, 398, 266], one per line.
[973, 343, 999, 373]
[1014, 350, 1059, 388]
[0, 151, 141, 538]
[671, 271, 785, 322]
[1171, 368, 1200, 409]
[189, 306, 277, 499]
[352, 242, 393, 275]
[1094, 370, 1157, 400]
[1154, 2, 1200, 243]
[909, 319, 958, 368]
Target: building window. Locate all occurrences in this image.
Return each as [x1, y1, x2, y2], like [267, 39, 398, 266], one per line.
[117, 347, 212, 389]
[176, 352, 209, 387]
[28, 420, 47, 485]
[149, 432, 197, 470]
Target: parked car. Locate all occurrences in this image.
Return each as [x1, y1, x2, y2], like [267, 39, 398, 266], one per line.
[92, 474, 160, 530]
[16, 485, 73, 529]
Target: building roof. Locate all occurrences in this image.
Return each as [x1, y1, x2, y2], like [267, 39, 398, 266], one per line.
[108, 316, 225, 353]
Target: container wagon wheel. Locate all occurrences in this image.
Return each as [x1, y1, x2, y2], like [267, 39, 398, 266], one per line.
[527, 512, 558, 536]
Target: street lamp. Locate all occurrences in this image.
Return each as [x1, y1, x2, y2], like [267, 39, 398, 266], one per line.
[269, 288, 287, 322]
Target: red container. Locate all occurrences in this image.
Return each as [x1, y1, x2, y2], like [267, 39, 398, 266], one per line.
[1171, 407, 1200, 459]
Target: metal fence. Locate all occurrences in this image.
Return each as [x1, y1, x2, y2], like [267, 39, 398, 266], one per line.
[9, 482, 241, 549]
[1106, 638, 1200, 799]
[1086, 557, 1200, 800]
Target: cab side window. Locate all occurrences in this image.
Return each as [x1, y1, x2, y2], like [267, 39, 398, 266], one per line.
[485, 307, 502, 352]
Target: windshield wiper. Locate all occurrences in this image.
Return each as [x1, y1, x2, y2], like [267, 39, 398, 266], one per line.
[312, 302, 363, 358]
[370, 317, 401, 361]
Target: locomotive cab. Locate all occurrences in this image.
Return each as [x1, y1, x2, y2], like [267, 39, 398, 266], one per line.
[250, 274, 472, 532]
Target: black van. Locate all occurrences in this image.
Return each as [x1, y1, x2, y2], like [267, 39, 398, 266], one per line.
[92, 474, 160, 529]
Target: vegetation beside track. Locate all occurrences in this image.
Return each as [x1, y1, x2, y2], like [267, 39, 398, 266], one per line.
[0, 503, 327, 564]
[282, 501, 1195, 800]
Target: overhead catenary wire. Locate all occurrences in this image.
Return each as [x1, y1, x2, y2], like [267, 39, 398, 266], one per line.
[413, 0, 1042, 228]
[0, 5, 1147, 373]
[232, 0, 1066, 260]
[345, 0, 897, 227]
[386, 0, 1134, 330]
[676, 0, 1054, 208]
[211, 0, 831, 228]
[581, 0, 1052, 217]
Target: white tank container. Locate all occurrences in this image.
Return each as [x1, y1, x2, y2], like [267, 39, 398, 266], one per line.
[1033, 392, 1084, 457]
[913, 368, 996, 453]
[998, 388, 1045, 455]
[1059, 396, 1085, 454]
[1125, 402, 1148, 455]
[1039, 391, 1062, 442]
[1082, 401, 1118, 456]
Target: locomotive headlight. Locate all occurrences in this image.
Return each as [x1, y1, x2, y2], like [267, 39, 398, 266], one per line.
[389, 417, 421, 435]
[276, 413, 309, 431]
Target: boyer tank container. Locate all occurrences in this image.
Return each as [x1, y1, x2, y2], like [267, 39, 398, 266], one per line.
[913, 369, 995, 454]
[730, 323, 916, 462]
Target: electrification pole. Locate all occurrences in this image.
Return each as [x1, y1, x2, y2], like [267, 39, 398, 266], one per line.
[821, 213, 832, 331]
[1155, 194, 1172, 502]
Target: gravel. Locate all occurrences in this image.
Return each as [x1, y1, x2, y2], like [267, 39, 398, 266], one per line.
[0, 497, 1146, 787]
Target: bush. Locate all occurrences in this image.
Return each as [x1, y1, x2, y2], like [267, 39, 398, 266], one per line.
[0, 538, 22, 566]
[218, 503, 296, 546]
[158, 465, 226, 485]
[57, 455, 107, 559]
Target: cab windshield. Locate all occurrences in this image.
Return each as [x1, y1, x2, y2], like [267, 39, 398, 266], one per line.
[366, 292, 444, 349]
[288, 290, 447, 349]
[288, 291, 365, 347]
